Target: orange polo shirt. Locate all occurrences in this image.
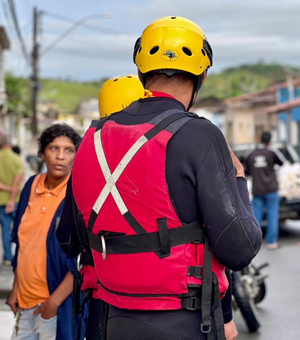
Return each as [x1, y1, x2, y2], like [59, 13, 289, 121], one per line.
[17, 173, 70, 309]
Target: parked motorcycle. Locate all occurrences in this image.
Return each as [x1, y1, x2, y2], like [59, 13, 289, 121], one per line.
[232, 263, 269, 332]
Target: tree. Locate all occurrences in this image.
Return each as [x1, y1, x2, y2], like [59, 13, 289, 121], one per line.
[5, 73, 31, 117]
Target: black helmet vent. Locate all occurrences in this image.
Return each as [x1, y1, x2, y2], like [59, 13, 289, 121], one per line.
[182, 47, 192, 56]
[150, 46, 159, 55]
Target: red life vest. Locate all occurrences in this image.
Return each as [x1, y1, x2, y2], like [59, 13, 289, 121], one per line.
[72, 110, 228, 312]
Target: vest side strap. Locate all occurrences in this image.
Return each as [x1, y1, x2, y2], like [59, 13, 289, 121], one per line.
[87, 221, 205, 255]
[157, 218, 171, 258]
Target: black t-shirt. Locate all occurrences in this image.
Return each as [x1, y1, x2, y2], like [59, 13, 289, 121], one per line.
[245, 145, 285, 196]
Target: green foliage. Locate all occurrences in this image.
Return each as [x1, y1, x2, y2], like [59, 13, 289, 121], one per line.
[39, 79, 106, 112]
[5, 73, 31, 117]
[199, 63, 300, 100]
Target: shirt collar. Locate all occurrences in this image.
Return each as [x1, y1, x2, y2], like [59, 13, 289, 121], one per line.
[145, 90, 176, 99]
[36, 173, 70, 196]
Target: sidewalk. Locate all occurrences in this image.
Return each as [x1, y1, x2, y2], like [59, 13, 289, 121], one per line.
[0, 264, 13, 299]
[0, 298, 15, 336]
[0, 232, 14, 299]
[0, 233, 15, 338]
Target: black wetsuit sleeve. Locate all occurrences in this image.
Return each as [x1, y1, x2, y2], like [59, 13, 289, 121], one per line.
[196, 131, 262, 271]
[222, 268, 233, 323]
[221, 180, 251, 323]
[56, 175, 81, 257]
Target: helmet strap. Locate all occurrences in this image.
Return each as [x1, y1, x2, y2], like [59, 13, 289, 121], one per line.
[187, 71, 206, 111]
[187, 91, 197, 111]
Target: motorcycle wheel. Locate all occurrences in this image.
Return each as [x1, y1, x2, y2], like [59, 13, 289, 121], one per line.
[254, 281, 266, 304]
[232, 271, 260, 333]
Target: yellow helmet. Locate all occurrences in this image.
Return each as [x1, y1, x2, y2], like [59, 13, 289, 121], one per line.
[99, 75, 144, 118]
[133, 16, 212, 92]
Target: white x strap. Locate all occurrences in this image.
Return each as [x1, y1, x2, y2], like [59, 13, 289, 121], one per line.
[92, 128, 148, 215]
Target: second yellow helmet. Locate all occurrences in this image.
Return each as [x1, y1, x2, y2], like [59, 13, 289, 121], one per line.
[99, 75, 144, 118]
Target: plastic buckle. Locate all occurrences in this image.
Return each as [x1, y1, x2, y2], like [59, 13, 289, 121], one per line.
[185, 297, 199, 311]
[188, 266, 203, 279]
[201, 322, 212, 333]
[194, 266, 203, 279]
[101, 235, 107, 260]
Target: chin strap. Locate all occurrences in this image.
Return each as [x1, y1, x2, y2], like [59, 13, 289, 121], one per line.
[187, 91, 197, 111]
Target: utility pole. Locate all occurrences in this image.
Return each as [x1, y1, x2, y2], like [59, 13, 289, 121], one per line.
[29, 10, 111, 135]
[31, 7, 40, 136]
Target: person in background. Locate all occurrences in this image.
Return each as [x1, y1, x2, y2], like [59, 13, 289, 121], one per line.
[6, 124, 82, 340]
[0, 133, 24, 266]
[245, 131, 285, 250]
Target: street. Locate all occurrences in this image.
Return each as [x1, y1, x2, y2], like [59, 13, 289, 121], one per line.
[233, 232, 300, 340]
[1, 232, 300, 339]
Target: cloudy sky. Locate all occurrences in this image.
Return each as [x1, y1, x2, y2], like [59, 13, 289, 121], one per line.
[1, 0, 299, 80]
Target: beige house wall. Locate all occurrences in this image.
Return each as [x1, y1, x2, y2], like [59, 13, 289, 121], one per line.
[225, 103, 278, 145]
[226, 109, 254, 145]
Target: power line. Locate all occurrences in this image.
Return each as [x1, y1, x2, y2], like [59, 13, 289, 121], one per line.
[40, 13, 114, 57]
[6, 0, 30, 64]
[48, 47, 133, 63]
[49, 47, 106, 60]
[42, 10, 122, 35]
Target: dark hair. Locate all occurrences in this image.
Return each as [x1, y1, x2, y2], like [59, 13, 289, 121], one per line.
[0, 133, 11, 147]
[38, 124, 81, 156]
[261, 131, 271, 145]
[12, 145, 21, 154]
[145, 70, 195, 88]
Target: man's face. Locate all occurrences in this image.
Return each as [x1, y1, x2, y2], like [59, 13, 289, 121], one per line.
[41, 136, 76, 180]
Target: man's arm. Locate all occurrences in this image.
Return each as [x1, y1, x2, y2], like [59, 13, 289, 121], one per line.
[0, 182, 12, 192]
[196, 127, 262, 271]
[32, 271, 73, 319]
[272, 148, 286, 166]
[6, 270, 19, 315]
[221, 269, 238, 339]
[5, 173, 24, 213]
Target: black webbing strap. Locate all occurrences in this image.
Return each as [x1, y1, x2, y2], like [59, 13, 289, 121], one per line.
[88, 210, 98, 231]
[200, 239, 226, 340]
[211, 274, 226, 340]
[123, 211, 148, 235]
[144, 112, 187, 141]
[157, 218, 171, 258]
[95, 115, 112, 132]
[148, 108, 185, 125]
[87, 221, 204, 255]
[80, 250, 94, 267]
[73, 269, 83, 315]
[201, 238, 213, 334]
[71, 192, 89, 252]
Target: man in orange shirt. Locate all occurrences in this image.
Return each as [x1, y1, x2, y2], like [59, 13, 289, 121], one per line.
[7, 124, 81, 340]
